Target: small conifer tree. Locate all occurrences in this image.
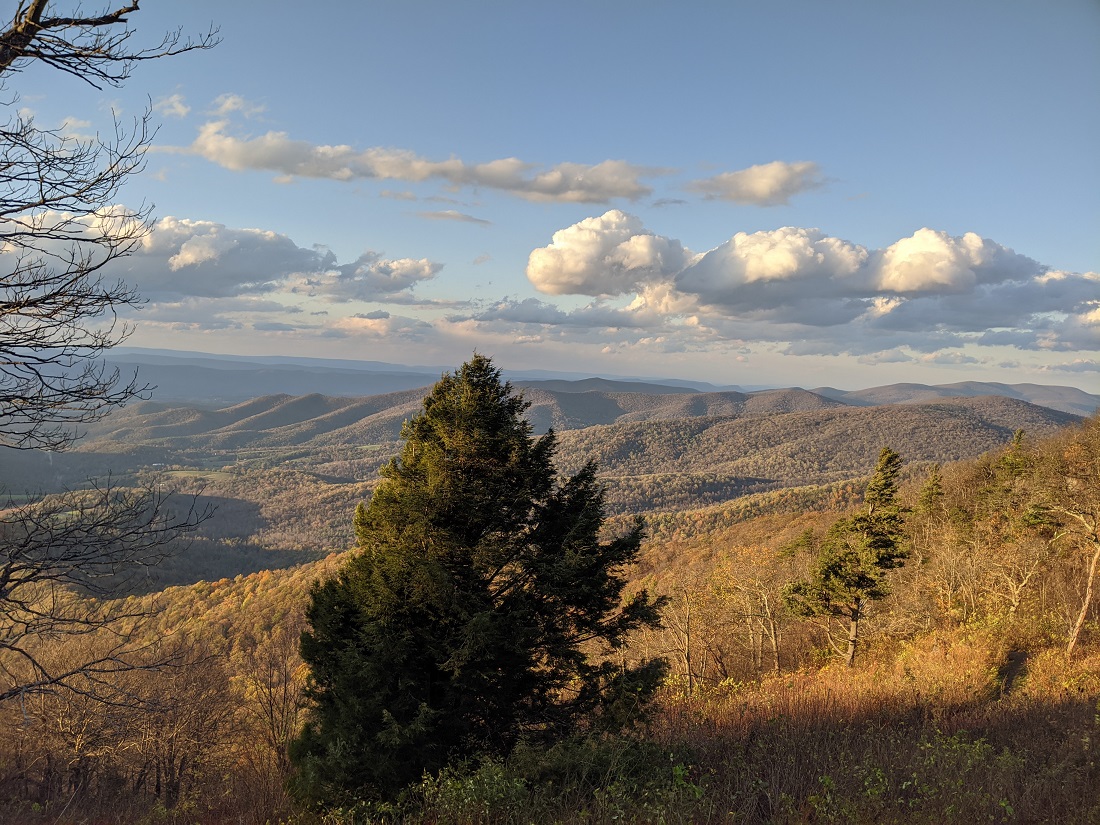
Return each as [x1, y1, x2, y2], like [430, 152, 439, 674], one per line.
[784, 447, 908, 667]
[289, 355, 665, 805]
[916, 464, 944, 517]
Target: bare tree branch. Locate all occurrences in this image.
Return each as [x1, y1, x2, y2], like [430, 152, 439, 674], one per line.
[0, 3, 216, 449]
[0, 1, 219, 89]
[0, 1, 217, 706]
[0, 479, 212, 702]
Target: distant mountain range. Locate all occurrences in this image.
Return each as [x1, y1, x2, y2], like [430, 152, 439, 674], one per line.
[810, 382, 1099, 417]
[76, 383, 1078, 453]
[108, 348, 1098, 416]
[0, 386, 1055, 516]
[2, 358, 1085, 521]
[5, 348, 1088, 588]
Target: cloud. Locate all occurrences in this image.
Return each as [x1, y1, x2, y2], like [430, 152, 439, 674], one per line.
[687, 161, 825, 206]
[417, 210, 491, 226]
[80, 215, 444, 309]
[523, 211, 1100, 360]
[873, 228, 1038, 294]
[55, 203, 1094, 375]
[467, 298, 568, 326]
[1045, 360, 1100, 374]
[676, 226, 869, 316]
[131, 295, 308, 335]
[290, 251, 442, 302]
[139, 296, 291, 319]
[919, 351, 982, 365]
[460, 297, 655, 330]
[332, 312, 434, 339]
[185, 121, 655, 202]
[153, 94, 190, 118]
[857, 349, 914, 365]
[129, 216, 334, 298]
[526, 210, 693, 296]
[210, 94, 265, 118]
[56, 116, 93, 139]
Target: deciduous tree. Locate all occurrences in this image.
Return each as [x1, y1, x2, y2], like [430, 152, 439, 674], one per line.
[0, 479, 203, 703]
[0, 2, 215, 704]
[0, 2, 217, 450]
[1031, 417, 1100, 659]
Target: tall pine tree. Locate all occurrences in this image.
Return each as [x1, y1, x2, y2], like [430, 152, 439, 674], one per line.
[289, 356, 665, 804]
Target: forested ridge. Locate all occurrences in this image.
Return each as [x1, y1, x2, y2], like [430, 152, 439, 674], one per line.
[1, 387, 1075, 491]
[0, 391, 1076, 591]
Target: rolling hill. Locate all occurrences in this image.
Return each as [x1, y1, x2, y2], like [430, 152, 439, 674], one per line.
[107, 348, 1098, 416]
[811, 380, 1099, 416]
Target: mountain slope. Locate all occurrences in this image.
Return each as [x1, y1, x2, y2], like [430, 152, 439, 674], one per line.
[554, 396, 1079, 512]
[79, 386, 1078, 458]
[812, 381, 1099, 416]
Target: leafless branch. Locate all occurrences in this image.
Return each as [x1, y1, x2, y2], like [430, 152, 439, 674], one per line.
[0, 479, 212, 702]
[0, 0, 217, 707]
[0, 4, 214, 450]
[0, 1, 219, 89]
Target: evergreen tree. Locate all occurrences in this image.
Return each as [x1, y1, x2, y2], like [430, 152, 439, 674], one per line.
[290, 356, 666, 805]
[784, 447, 908, 667]
[916, 464, 944, 517]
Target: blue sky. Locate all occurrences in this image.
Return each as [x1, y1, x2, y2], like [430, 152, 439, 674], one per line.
[13, 1, 1100, 389]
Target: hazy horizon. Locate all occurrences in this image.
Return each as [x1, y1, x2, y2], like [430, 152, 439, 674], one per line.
[109, 346, 1100, 398]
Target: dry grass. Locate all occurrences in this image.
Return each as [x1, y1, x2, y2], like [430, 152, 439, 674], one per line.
[644, 638, 1100, 824]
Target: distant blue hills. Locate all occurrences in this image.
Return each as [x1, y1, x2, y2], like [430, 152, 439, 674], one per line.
[107, 348, 1098, 416]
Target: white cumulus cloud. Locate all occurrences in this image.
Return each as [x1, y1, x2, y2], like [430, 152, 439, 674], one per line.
[98, 215, 442, 308]
[291, 252, 442, 302]
[676, 226, 869, 312]
[133, 216, 332, 298]
[687, 161, 825, 206]
[526, 210, 693, 296]
[522, 213, 1100, 359]
[873, 228, 1037, 294]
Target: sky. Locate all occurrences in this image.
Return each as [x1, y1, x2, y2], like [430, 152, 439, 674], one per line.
[10, 1, 1100, 390]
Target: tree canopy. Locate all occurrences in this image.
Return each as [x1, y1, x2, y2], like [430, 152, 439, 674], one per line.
[291, 355, 666, 804]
